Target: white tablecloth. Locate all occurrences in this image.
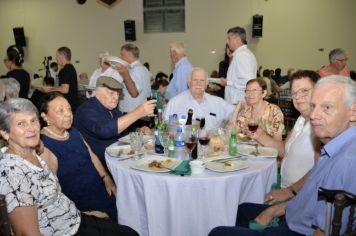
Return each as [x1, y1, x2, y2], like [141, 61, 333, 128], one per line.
[106, 152, 277, 236]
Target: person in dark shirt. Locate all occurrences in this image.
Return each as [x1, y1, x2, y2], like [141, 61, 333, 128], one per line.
[41, 47, 79, 111]
[74, 76, 155, 170]
[30, 76, 54, 110]
[3, 45, 30, 98]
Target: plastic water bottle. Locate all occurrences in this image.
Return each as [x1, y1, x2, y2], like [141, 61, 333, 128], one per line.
[154, 129, 164, 154]
[174, 127, 186, 160]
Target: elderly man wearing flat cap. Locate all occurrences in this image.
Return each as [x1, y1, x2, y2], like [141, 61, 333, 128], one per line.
[74, 76, 155, 169]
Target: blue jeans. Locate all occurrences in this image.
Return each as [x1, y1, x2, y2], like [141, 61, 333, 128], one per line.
[208, 203, 304, 236]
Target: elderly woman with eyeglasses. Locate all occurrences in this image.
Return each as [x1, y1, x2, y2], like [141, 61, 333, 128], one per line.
[0, 98, 138, 236]
[228, 78, 285, 141]
[251, 71, 321, 201]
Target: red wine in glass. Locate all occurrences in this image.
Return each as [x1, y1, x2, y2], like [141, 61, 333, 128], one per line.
[198, 137, 210, 146]
[248, 122, 259, 132]
[185, 138, 198, 159]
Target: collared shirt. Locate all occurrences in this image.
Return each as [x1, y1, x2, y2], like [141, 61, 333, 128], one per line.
[74, 97, 122, 165]
[119, 60, 151, 112]
[225, 45, 257, 104]
[86, 67, 123, 98]
[164, 90, 234, 130]
[166, 57, 193, 100]
[286, 126, 356, 235]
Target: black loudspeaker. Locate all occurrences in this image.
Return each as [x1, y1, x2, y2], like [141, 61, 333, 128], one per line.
[124, 20, 136, 42]
[13, 27, 26, 47]
[97, 0, 117, 7]
[252, 15, 263, 38]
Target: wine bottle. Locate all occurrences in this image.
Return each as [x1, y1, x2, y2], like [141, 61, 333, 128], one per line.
[186, 109, 193, 125]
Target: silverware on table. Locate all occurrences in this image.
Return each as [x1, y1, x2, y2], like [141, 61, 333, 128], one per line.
[211, 156, 247, 163]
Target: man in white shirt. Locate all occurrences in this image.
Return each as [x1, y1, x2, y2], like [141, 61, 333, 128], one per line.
[224, 26, 257, 104]
[87, 51, 123, 98]
[164, 67, 234, 131]
[115, 44, 151, 113]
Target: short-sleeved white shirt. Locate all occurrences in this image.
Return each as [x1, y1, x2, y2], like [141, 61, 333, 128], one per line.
[0, 153, 81, 236]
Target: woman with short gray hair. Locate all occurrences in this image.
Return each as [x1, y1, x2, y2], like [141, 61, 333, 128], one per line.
[0, 98, 138, 236]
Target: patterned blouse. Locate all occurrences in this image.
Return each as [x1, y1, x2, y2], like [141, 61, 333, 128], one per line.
[235, 101, 285, 138]
[0, 153, 81, 236]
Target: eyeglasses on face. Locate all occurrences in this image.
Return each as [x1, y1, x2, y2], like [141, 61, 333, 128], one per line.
[335, 58, 348, 63]
[245, 89, 262, 93]
[291, 88, 312, 98]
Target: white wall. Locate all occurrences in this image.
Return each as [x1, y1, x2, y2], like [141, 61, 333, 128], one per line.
[0, 0, 355, 78]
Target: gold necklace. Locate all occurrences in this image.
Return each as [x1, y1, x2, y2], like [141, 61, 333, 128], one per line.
[43, 126, 69, 139]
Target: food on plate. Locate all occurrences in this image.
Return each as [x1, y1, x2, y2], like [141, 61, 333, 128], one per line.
[249, 150, 258, 156]
[162, 159, 172, 165]
[236, 133, 249, 142]
[224, 161, 234, 169]
[208, 134, 225, 151]
[207, 150, 222, 157]
[127, 149, 135, 155]
[148, 160, 163, 169]
[148, 159, 173, 169]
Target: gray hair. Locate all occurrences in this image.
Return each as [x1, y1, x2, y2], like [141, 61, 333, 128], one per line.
[0, 82, 5, 102]
[170, 42, 186, 55]
[121, 43, 140, 59]
[0, 98, 38, 132]
[227, 26, 247, 44]
[2, 78, 20, 99]
[328, 48, 346, 61]
[314, 75, 356, 107]
[98, 50, 110, 59]
[188, 67, 208, 83]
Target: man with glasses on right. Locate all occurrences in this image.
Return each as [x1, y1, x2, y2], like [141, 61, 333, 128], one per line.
[318, 48, 350, 78]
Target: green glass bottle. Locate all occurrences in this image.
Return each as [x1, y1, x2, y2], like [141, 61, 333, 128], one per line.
[228, 132, 237, 156]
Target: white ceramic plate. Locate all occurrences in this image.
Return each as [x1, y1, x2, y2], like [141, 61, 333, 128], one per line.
[106, 144, 137, 159]
[131, 156, 182, 173]
[119, 134, 153, 144]
[237, 144, 278, 158]
[206, 160, 249, 172]
[104, 56, 129, 67]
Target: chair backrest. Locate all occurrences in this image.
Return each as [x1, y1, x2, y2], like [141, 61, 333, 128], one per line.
[278, 98, 300, 131]
[318, 187, 356, 236]
[0, 194, 12, 236]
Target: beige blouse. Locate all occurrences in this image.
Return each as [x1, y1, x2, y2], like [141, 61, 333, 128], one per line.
[235, 101, 285, 138]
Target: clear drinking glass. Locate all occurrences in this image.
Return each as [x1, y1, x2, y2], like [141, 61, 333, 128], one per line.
[129, 132, 144, 160]
[159, 131, 169, 155]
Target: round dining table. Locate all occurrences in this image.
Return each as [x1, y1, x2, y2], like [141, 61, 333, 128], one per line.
[106, 148, 277, 236]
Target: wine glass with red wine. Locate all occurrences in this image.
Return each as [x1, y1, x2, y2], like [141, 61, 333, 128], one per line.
[198, 129, 210, 160]
[185, 134, 197, 159]
[247, 117, 259, 144]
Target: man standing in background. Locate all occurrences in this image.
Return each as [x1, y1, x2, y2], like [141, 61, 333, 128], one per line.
[224, 26, 257, 104]
[166, 42, 193, 100]
[42, 46, 79, 111]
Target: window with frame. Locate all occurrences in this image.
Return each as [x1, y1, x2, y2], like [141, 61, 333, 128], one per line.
[143, 0, 185, 33]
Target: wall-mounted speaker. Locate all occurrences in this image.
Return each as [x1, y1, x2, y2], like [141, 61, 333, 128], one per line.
[97, 0, 118, 7]
[252, 15, 263, 38]
[124, 20, 136, 42]
[13, 27, 26, 47]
